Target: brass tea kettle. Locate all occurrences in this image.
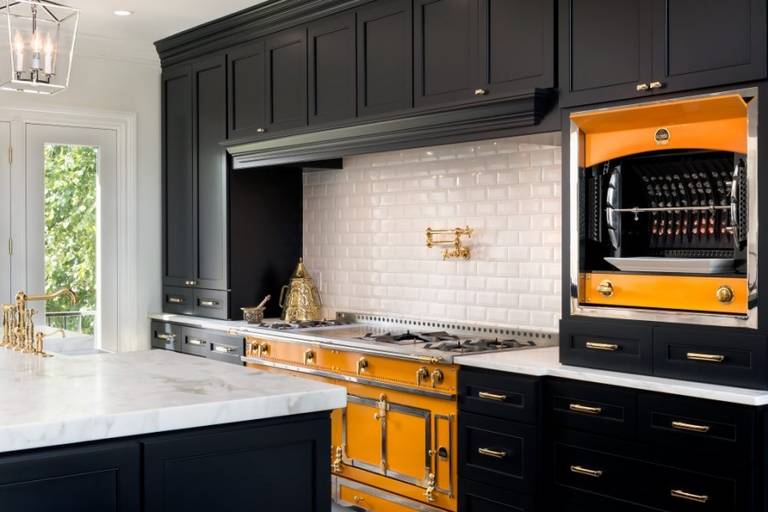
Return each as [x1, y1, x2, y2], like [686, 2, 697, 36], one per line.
[279, 258, 322, 322]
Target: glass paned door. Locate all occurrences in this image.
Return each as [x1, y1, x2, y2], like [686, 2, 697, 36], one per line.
[25, 125, 117, 351]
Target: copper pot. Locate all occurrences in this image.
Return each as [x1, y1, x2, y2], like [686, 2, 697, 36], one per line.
[279, 259, 322, 322]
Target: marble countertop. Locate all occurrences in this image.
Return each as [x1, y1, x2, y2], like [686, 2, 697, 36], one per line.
[456, 347, 768, 406]
[0, 349, 346, 453]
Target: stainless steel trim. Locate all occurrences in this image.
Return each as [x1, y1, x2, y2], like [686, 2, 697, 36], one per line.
[241, 356, 455, 399]
[332, 476, 445, 512]
[569, 87, 759, 329]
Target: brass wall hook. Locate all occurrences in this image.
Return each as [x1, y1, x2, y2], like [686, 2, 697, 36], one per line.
[426, 226, 473, 260]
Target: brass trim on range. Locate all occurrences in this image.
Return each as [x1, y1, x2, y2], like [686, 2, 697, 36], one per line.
[585, 341, 619, 352]
[670, 489, 709, 504]
[241, 356, 455, 399]
[332, 476, 445, 512]
[671, 420, 711, 433]
[569, 403, 602, 415]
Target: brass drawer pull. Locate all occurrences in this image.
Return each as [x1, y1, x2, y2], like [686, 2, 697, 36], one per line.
[586, 341, 619, 352]
[198, 299, 218, 307]
[167, 296, 184, 304]
[636, 83, 649, 92]
[474, 88, 488, 96]
[478, 447, 506, 459]
[188, 338, 206, 346]
[156, 333, 175, 341]
[570, 465, 603, 478]
[671, 420, 710, 433]
[671, 489, 709, 503]
[649, 81, 663, 89]
[686, 352, 725, 363]
[478, 391, 507, 401]
[569, 403, 602, 415]
[213, 345, 234, 353]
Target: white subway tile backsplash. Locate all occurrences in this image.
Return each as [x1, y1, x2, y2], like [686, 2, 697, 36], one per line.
[303, 133, 562, 331]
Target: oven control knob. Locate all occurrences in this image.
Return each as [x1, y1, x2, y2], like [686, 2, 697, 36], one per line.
[257, 342, 270, 358]
[416, 367, 429, 385]
[597, 280, 614, 298]
[430, 369, 444, 388]
[303, 350, 315, 365]
[356, 357, 369, 375]
[716, 285, 735, 304]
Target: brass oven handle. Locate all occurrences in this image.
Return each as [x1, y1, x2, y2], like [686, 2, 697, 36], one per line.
[596, 280, 614, 297]
[570, 465, 603, 478]
[188, 338, 206, 346]
[686, 352, 725, 363]
[478, 447, 506, 459]
[671, 420, 711, 433]
[569, 403, 602, 415]
[478, 391, 507, 401]
[671, 489, 709, 504]
[585, 341, 619, 352]
[167, 296, 184, 304]
[198, 299, 218, 307]
[156, 333, 175, 341]
[357, 357, 369, 375]
[213, 345, 234, 353]
[304, 350, 315, 365]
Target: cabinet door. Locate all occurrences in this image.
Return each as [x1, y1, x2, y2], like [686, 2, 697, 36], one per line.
[357, 0, 413, 117]
[478, 0, 555, 97]
[162, 64, 194, 288]
[651, 0, 767, 93]
[414, 0, 479, 107]
[266, 27, 308, 132]
[309, 12, 357, 126]
[0, 442, 140, 512]
[560, 0, 652, 106]
[192, 55, 228, 291]
[227, 40, 267, 140]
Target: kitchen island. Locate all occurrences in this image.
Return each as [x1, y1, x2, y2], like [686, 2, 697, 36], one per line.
[0, 348, 346, 512]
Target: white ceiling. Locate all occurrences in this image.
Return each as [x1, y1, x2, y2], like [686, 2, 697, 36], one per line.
[68, 0, 270, 63]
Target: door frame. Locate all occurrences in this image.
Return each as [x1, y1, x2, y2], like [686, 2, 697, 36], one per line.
[2, 105, 138, 352]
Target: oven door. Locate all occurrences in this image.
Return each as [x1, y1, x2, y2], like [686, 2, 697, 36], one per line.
[342, 393, 432, 489]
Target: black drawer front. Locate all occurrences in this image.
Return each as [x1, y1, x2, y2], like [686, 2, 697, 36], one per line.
[207, 337, 244, 365]
[150, 321, 182, 351]
[653, 328, 768, 389]
[193, 289, 229, 319]
[459, 479, 535, 511]
[547, 379, 637, 438]
[559, 319, 652, 375]
[638, 393, 755, 462]
[180, 327, 212, 357]
[162, 287, 194, 315]
[459, 412, 537, 492]
[649, 465, 738, 512]
[459, 367, 540, 423]
[554, 443, 640, 504]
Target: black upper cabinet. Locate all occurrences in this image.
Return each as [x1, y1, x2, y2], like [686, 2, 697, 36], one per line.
[266, 27, 308, 132]
[162, 64, 194, 289]
[227, 40, 267, 141]
[478, 0, 555, 96]
[309, 12, 357, 126]
[192, 55, 228, 291]
[357, 0, 413, 117]
[414, 0, 478, 107]
[560, 0, 651, 106]
[561, 0, 767, 106]
[651, 0, 767, 94]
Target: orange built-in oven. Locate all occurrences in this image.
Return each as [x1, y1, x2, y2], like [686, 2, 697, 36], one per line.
[568, 89, 758, 328]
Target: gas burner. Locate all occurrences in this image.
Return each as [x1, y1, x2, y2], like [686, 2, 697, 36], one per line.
[260, 319, 346, 330]
[423, 338, 538, 353]
[358, 330, 430, 345]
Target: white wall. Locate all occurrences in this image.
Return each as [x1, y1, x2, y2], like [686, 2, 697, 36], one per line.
[303, 133, 563, 332]
[2, 50, 161, 350]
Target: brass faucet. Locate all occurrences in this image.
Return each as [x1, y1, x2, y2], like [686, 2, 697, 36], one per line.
[1, 288, 77, 356]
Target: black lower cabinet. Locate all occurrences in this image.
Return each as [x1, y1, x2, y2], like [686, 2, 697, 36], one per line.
[459, 367, 766, 512]
[0, 442, 140, 512]
[0, 414, 330, 512]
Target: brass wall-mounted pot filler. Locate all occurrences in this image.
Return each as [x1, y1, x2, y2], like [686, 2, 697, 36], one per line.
[1, 288, 77, 356]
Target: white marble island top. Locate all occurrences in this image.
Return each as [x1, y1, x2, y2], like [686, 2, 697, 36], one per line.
[457, 347, 768, 406]
[0, 349, 346, 453]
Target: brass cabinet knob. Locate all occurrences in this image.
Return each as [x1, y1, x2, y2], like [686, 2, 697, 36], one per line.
[357, 357, 369, 375]
[636, 83, 649, 91]
[430, 369, 444, 387]
[597, 280, 614, 297]
[256, 127, 266, 133]
[184, 280, 196, 287]
[649, 81, 663, 89]
[303, 350, 315, 365]
[716, 285, 734, 304]
[474, 88, 488, 96]
[416, 367, 429, 385]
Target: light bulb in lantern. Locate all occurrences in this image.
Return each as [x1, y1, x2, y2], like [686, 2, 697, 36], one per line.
[43, 33, 54, 75]
[13, 32, 24, 73]
[31, 31, 42, 70]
